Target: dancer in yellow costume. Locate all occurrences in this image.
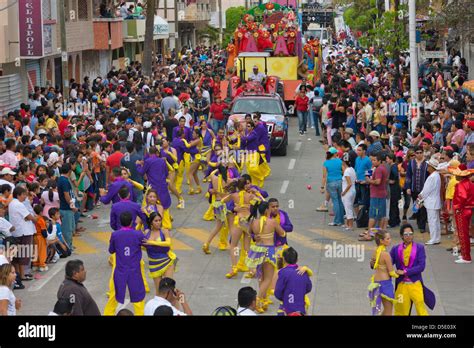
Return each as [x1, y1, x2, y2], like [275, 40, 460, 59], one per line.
[159, 138, 185, 209]
[222, 178, 264, 279]
[202, 164, 235, 254]
[245, 201, 286, 313]
[240, 121, 268, 188]
[367, 230, 399, 315]
[185, 128, 204, 195]
[142, 211, 177, 293]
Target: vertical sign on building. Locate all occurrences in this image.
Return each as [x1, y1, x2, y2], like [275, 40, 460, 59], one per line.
[19, 0, 44, 58]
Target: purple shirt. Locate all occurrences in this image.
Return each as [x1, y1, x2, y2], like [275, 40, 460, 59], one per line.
[136, 155, 171, 209]
[100, 178, 136, 205]
[275, 264, 312, 315]
[110, 199, 148, 231]
[273, 210, 293, 246]
[108, 227, 146, 303]
[390, 242, 426, 288]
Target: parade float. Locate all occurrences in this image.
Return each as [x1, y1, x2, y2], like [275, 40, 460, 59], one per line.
[222, 2, 322, 104]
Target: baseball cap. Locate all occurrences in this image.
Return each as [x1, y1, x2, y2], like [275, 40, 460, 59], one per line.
[369, 130, 380, 138]
[0, 168, 16, 176]
[30, 139, 43, 147]
[344, 128, 354, 135]
[327, 147, 338, 155]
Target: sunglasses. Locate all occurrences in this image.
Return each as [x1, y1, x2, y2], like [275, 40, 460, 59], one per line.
[403, 232, 414, 236]
[415, 151, 423, 154]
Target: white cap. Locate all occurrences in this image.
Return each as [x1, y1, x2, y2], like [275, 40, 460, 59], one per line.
[0, 167, 16, 176]
[95, 124, 103, 131]
[30, 140, 43, 147]
[37, 129, 48, 136]
[369, 130, 380, 138]
[47, 152, 59, 166]
[143, 121, 152, 128]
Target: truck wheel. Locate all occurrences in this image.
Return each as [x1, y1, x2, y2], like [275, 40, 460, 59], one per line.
[273, 135, 288, 156]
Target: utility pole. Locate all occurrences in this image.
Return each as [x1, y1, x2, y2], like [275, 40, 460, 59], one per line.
[218, 0, 223, 47]
[174, 0, 180, 62]
[58, 0, 69, 99]
[408, 0, 419, 131]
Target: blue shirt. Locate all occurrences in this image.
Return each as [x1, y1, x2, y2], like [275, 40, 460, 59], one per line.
[323, 158, 343, 182]
[396, 98, 408, 122]
[58, 175, 74, 210]
[355, 156, 373, 181]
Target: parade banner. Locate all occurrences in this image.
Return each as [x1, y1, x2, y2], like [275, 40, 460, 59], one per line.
[237, 56, 298, 81]
[19, 0, 44, 58]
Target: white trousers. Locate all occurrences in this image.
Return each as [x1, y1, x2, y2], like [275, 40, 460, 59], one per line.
[426, 208, 441, 243]
[342, 190, 356, 220]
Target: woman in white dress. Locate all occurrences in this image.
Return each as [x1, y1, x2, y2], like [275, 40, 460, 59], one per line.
[341, 154, 357, 231]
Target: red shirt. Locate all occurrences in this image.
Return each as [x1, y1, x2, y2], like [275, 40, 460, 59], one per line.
[370, 164, 388, 199]
[210, 103, 228, 121]
[295, 95, 309, 111]
[423, 131, 433, 141]
[58, 119, 70, 136]
[106, 151, 124, 170]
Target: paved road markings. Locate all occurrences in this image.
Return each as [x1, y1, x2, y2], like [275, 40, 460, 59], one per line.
[294, 141, 302, 152]
[28, 260, 66, 292]
[176, 227, 220, 248]
[287, 232, 325, 250]
[309, 228, 376, 250]
[72, 236, 99, 254]
[89, 231, 194, 251]
[280, 180, 289, 194]
[288, 158, 296, 170]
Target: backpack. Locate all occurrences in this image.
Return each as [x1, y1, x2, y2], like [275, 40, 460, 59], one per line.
[356, 205, 369, 228]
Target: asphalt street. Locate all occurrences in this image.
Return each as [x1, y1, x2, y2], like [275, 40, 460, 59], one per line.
[18, 118, 474, 315]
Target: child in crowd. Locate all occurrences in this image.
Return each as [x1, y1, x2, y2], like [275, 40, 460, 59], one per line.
[46, 208, 71, 262]
[32, 204, 48, 272]
[0, 184, 12, 209]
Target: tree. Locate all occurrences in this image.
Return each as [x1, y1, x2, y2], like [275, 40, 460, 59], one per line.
[429, 0, 474, 46]
[364, 5, 409, 55]
[143, 0, 158, 77]
[222, 6, 247, 47]
[197, 25, 220, 46]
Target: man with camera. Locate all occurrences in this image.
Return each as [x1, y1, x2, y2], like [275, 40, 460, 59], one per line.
[144, 277, 192, 316]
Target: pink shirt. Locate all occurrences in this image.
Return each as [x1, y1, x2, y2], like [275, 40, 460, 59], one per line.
[0, 150, 18, 168]
[41, 191, 60, 217]
[451, 129, 465, 147]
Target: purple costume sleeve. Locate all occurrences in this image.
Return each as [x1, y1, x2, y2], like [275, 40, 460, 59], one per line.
[274, 269, 285, 301]
[108, 232, 115, 254]
[110, 205, 118, 231]
[280, 210, 293, 232]
[405, 244, 426, 277]
[100, 181, 120, 205]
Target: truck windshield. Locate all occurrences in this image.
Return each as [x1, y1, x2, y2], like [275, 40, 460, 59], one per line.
[232, 99, 282, 115]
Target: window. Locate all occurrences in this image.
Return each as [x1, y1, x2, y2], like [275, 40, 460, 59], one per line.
[78, 0, 89, 20]
[42, 0, 52, 20]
